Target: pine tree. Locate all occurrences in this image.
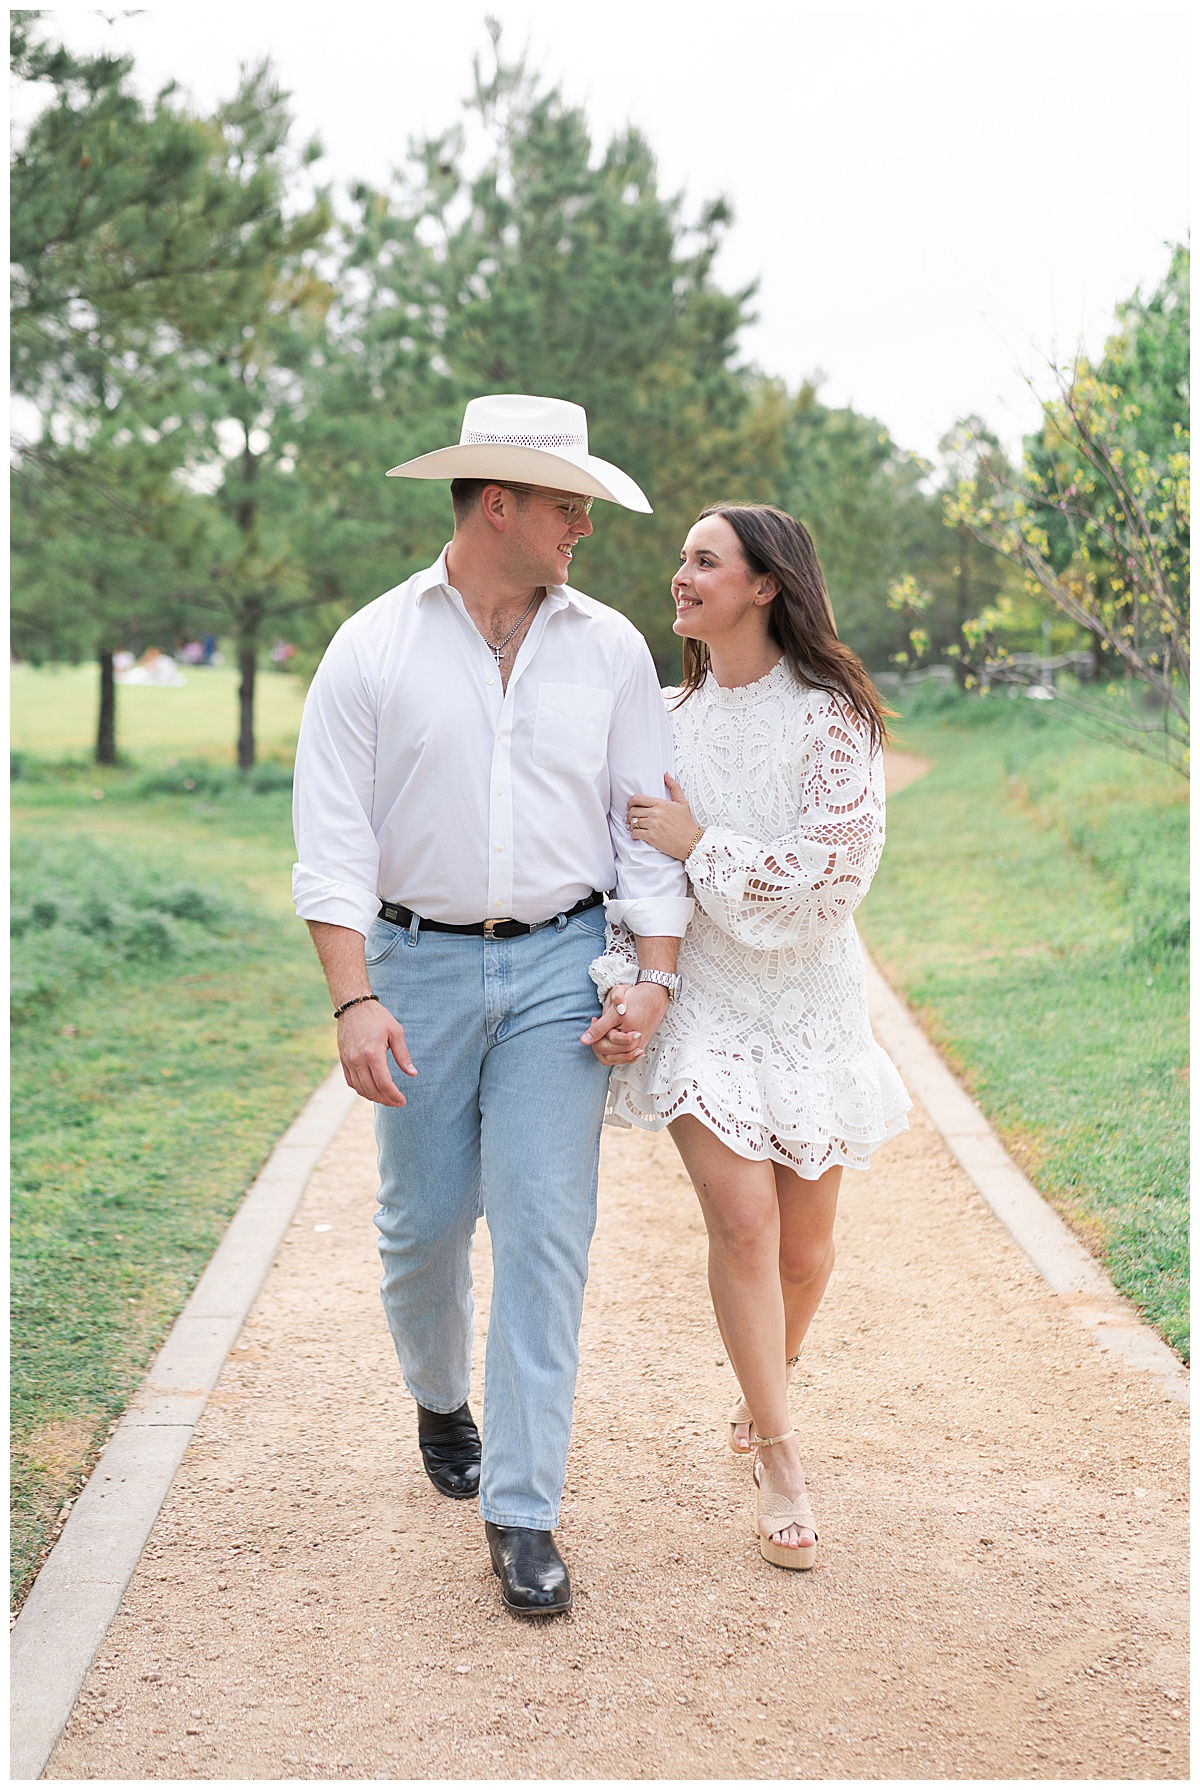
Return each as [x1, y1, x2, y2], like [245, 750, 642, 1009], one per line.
[11, 22, 334, 764]
[293, 25, 774, 673]
[162, 63, 334, 767]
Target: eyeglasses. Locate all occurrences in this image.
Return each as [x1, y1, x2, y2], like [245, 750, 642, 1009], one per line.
[499, 483, 594, 526]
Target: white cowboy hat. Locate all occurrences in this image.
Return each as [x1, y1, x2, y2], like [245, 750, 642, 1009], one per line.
[386, 393, 652, 513]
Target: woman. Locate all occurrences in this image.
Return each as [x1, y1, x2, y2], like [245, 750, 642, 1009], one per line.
[589, 503, 910, 1570]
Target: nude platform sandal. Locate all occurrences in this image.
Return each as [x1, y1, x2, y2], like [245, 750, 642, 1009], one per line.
[727, 1356, 802, 1457]
[752, 1427, 817, 1571]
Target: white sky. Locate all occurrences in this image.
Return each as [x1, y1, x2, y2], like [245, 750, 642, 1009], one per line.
[20, 1, 1192, 461]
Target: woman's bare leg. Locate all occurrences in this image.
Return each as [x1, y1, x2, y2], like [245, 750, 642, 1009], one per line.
[726, 1158, 841, 1450]
[777, 1161, 841, 1363]
[668, 1115, 813, 1549]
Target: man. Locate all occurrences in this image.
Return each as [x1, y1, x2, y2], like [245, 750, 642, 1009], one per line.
[292, 393, 691, 1616]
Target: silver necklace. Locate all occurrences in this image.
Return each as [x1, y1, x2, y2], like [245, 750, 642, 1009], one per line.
[486, 590, 541, 665]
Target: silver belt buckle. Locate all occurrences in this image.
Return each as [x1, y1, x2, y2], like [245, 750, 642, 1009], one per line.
[483, 917, 502, 939]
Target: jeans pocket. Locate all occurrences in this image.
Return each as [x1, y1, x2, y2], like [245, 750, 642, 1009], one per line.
[365, 919, 404, 967]
[567, 908, 607, 939]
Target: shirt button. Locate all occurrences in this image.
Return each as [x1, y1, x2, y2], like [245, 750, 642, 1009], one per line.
[486, 675, 494, 685]
[496, 844, 504, 853]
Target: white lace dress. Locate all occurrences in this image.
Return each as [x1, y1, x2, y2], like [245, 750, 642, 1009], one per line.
[591, 659, 911, 1176]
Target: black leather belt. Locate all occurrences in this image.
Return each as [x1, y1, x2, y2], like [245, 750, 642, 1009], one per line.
[377, 889, 606, 940]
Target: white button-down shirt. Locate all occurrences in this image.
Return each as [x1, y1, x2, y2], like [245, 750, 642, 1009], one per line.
[292, 550, 693, 938]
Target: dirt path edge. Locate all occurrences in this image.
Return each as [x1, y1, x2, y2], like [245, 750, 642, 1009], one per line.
[863, 948, 1189, 1405]
[9, 1069, 359, 1783]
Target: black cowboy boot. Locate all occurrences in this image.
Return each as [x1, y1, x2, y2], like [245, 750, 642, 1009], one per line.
[485, 1522, 572, 1615]
[416, 1401, 480, 1500]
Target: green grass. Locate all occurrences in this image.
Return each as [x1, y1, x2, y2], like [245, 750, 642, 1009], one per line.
[860, 688, 1189, 1360]
[11, 756, 336, 1608]
[10, 661, 307, 764]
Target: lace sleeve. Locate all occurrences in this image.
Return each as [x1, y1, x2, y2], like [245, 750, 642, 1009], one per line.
[686, 702, 885, 953]
[589, 920, 641, 998]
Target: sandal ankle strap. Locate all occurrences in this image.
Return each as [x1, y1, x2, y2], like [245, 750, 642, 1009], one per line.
[755, 1427, 796, 1447]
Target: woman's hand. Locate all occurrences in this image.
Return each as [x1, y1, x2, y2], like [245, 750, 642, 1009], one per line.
[627, 773, 703, 862]
[580, 982, 668, 1064]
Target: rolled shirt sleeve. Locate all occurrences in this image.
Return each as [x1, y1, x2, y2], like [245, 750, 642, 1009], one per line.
[292, 623, 384, 937]
[604, 637, 693, 939]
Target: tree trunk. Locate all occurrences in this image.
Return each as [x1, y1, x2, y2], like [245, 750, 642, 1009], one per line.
[237, 642, 257, 770]
[233, 431, 260, 770]
[96, 643, 117, 766]
[953, 527, 971, 687]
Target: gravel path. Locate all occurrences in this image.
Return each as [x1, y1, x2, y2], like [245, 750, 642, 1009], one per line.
[877, 748, 931, 793]
[47, 1090, 1187, 1780]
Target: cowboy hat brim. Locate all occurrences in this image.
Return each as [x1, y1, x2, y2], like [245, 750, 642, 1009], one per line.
[385, 443, 652, 514]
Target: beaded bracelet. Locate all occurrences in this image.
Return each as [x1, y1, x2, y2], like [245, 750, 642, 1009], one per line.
[333, 992, 380, 1021]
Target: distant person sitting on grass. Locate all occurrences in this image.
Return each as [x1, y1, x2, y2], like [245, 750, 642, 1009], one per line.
[292, 393, 691, 1618]
[115, 647, 186, 687]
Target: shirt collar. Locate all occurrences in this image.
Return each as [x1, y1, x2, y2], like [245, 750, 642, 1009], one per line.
[413, 547, 590, 614]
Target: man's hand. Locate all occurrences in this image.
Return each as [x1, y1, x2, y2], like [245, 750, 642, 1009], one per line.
[337, 999, 418, 1106]
[305, 920, 418, 1107]
[580, 981, 670, 1065]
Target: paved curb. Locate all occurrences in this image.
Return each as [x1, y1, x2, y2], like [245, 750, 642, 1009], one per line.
[9, 1068, 360, 1783]
[863, 949, 1189, 1408]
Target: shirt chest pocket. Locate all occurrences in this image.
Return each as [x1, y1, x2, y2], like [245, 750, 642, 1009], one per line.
[532, 682, 613, 778]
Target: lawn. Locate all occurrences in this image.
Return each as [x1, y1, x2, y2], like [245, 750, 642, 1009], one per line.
[10, 661, 307, 764]
[11, 664, 336, 1607]
[859, 687, 1189, 1360]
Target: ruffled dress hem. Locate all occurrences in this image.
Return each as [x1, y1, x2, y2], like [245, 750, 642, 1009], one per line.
[605, 1042, 913, 1179]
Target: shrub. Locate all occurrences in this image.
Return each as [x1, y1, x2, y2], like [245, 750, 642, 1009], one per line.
[10, 835, 247, 1022]
[129, 759, 293, 798]
[10, 751, 99, 783]
[890, 677, 967, 720]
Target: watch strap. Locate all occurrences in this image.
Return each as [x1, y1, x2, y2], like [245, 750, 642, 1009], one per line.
[635, 968, 683, 1000]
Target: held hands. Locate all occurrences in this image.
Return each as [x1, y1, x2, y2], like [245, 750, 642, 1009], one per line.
[580, 981, 669, 1065]
[584, 771, 695, 1067]
[337, 999, 418, 1106]
[627, 773, 702, 862]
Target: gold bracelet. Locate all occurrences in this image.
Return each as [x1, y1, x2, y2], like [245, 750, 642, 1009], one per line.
[686, 825, 706, 858]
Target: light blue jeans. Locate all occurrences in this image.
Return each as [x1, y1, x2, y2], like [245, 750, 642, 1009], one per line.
[365, 903, 611, 1530]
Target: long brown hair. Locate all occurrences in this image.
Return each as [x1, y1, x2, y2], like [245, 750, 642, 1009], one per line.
[675, 502, 891, 748]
